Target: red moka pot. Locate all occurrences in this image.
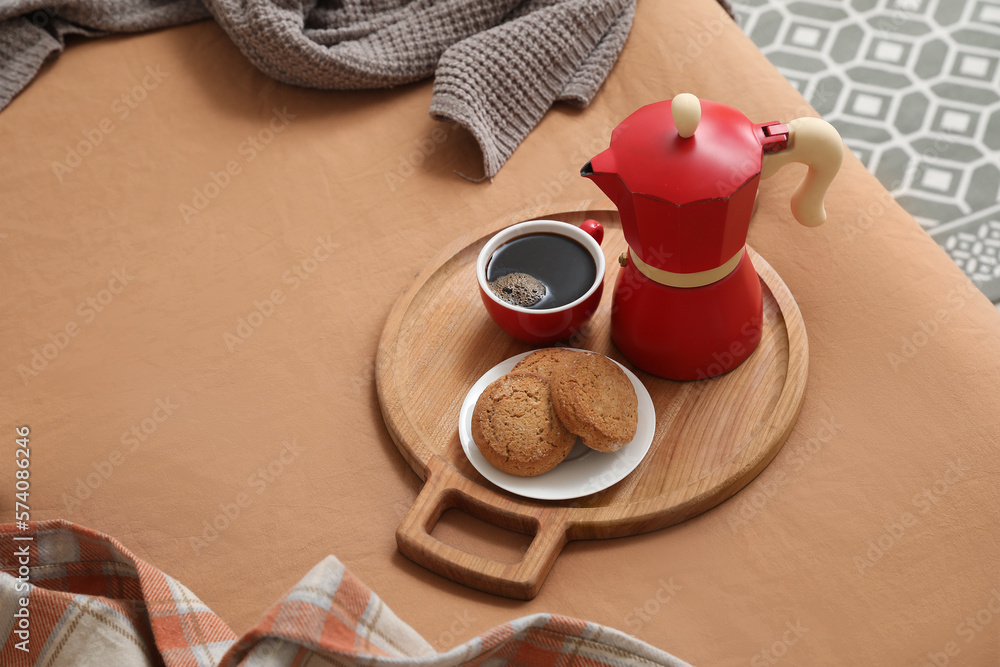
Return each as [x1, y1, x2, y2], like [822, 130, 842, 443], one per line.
[583, 94, 843, 380]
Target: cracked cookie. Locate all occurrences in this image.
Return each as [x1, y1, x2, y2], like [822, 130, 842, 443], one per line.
[550, 352, 637, 452]
[471, 372, 576, 476]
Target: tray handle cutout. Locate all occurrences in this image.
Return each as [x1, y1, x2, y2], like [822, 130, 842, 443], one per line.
[396, 461, 567, 600]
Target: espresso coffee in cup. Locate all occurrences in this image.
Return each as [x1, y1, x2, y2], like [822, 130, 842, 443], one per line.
[476, 219, 605, 345]
[486, 233, 597, 310]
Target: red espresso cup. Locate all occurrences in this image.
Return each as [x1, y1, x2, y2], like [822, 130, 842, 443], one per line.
[477, 219, 605, 344]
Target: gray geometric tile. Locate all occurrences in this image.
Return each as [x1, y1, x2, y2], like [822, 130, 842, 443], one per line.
[865, 15, 933, 38]
[749, 9, 784, 43]
[847, 142, 876, 167]
[845, 89, 894, 120]
[967, 164, 1000, 209]
[952, 28, 1000, 51]
[930, 82, 999, 105]
[788, 2, 850, 21]
[939, 219, 1000, 299]
[835, 118, 894, 144]
[846, 66, 913, 88]
[873, 146, 912, 187]
[784, 75, 812, 95]
[893, 91, 932, 133]
[866, 37, 914, 66]
[811, 75, 845, 113]
[887, 0, 931, 12]
[910, 136, 982, 163]
[973, 2, 1000, 26]
[932, 208, 1000, 299]
[733, 0, 1000, 304]
[769, 51, 829, 73]
[784, 22, 833, 50]
[929, 106, 981, 138]
[915, 39, 949, 78]
[950, 50, 1000, 80]
[935, 0, 971, 26]
[912, 162, 964, 198]
[896, 195, 967, 227]
[985, 110, 1000, 150]
[831, 24, 867, 62]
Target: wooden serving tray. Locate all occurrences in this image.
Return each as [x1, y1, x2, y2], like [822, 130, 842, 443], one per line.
[376, 201, 807, 599]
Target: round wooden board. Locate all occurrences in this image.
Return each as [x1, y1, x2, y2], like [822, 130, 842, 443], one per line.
[377, 200, 808, 599]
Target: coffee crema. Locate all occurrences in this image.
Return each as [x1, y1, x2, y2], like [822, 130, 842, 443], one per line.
[486, 233, 597, 310]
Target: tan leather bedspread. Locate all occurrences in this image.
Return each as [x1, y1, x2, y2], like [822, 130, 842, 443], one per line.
[2, 0, 998, 664]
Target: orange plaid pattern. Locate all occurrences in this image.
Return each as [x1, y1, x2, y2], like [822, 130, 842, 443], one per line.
[1, 521, 691, 666]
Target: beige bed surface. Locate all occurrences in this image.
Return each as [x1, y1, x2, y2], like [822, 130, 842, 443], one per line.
[2, 0, 998, 664]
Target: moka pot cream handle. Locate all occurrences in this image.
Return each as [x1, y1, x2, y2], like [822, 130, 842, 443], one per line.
[761, 117, 844, 227]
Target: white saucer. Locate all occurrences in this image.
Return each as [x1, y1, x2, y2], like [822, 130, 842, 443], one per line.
[458, 349, 656, 501]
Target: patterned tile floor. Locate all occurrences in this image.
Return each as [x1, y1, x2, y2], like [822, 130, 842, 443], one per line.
[731, 0, 1000, 303]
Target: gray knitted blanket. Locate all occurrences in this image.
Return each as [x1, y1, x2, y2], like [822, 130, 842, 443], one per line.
[0, 0, 642, 177]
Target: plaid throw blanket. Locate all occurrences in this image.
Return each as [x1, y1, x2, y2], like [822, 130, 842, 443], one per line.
[1, 521, 692, 666]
